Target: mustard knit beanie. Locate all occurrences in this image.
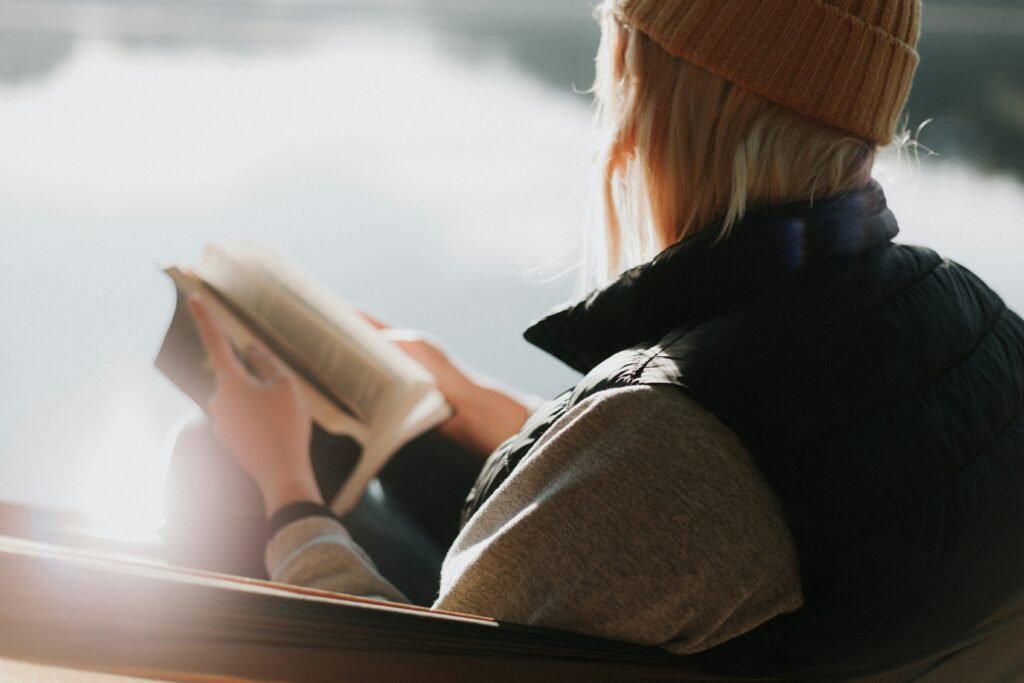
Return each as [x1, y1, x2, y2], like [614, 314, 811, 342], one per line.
[612, 0, 921, 145]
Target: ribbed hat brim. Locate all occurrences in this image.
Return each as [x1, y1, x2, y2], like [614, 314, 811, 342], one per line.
[616, 0, 920, 144]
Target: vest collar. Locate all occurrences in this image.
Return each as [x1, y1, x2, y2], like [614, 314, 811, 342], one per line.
[524, 182, 900, 374]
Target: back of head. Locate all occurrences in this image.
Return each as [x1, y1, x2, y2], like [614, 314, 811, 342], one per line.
[592, 0, 921, 279]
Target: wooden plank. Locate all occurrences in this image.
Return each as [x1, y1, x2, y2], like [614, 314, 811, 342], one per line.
[0, 535, 724, 682]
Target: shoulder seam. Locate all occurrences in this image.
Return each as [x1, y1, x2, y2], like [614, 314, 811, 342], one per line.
[631, 328, 692, 382]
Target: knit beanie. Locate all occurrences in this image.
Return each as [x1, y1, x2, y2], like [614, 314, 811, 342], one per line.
[612, 0, 921, 145]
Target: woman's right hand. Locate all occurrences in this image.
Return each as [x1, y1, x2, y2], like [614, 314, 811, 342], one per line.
[188, 297, 323, 517]
[363, 315, 534, 457]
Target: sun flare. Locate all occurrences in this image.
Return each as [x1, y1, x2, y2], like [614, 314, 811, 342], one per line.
[74, 395, 175, 545]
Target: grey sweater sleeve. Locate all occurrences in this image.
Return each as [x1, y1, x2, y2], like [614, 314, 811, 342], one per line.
[267, 385, 803, 654]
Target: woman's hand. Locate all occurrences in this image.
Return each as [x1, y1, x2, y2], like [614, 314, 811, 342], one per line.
[188, 297, 323, 516]
[364, 315, 534, 457]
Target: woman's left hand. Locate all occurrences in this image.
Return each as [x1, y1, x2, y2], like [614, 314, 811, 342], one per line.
[188, 296, 323, 516]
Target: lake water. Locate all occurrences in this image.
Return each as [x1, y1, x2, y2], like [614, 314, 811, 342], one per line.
[0, 2, 1021, 537]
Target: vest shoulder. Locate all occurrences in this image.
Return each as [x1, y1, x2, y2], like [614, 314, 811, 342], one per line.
[631, 244, 1009, 379]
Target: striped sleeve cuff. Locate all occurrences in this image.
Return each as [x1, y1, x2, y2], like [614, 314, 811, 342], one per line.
[267, 501, 336, 536]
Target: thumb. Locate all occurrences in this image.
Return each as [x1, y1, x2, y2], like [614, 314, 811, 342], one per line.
[245, 342, 286, 383]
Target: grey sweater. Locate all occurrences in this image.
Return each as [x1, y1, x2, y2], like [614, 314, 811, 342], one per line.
[267, 384, 805, 654]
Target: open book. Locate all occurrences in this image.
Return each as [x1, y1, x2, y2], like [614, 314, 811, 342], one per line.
[154, 242, 451, 515]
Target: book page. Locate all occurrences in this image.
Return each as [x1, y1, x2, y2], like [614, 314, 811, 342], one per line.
[197, 246, 400, 424]
[159, 242, 453, 511]
[220, 242, 436, 388]
[157, 267, 368, 440]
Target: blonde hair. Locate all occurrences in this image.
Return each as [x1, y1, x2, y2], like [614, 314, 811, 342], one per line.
[588, 5, 876, 284]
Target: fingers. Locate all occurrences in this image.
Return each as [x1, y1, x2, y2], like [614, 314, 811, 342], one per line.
[359, 310, 390, 331]
[187, 296, 246, 379]
[245, 342, 286, 383]
[390, 335, 451, 375]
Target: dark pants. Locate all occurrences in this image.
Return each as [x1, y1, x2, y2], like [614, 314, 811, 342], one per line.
[162, 418, 484, 606]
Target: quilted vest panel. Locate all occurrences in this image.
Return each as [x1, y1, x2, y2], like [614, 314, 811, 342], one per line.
[461, 184, 1024, 679]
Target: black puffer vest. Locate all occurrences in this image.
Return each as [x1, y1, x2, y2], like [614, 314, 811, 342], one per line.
[462, 184, 1024, 680]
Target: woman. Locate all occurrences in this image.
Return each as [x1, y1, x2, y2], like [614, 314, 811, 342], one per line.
[182, 0, 1024, 679]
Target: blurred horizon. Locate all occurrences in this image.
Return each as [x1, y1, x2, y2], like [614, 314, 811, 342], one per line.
[3, 0, 1023, 178]
[0, 0, 1021, 535]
